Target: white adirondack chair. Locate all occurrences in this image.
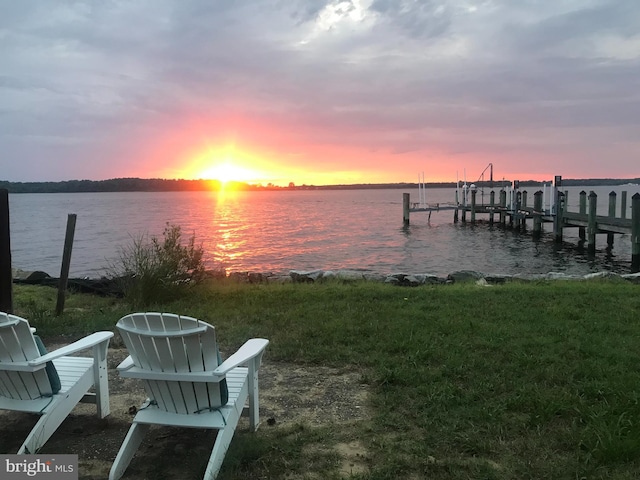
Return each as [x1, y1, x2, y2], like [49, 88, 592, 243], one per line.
[0, 312, 114, 454]
[109, 312, 269, 480]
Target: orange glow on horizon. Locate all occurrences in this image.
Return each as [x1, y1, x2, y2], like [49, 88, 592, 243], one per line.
[147, 116, 558, 187]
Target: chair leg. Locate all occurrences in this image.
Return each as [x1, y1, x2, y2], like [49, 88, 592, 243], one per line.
[17, 370, 94, 454]
[203, 422, 238, 480]
[109, 423, 150, 480]
[17, 411, 62, 454]
[248, 361, 260, 432]
[92, 340, 111, 418]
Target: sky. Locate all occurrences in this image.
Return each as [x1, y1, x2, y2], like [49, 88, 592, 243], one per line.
[1, 0, 639, 186]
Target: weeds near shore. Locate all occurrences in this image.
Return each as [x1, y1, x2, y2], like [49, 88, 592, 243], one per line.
[108, 223, 206, 307]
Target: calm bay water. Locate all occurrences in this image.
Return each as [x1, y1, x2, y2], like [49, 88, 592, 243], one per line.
[8, 185, 640, 278]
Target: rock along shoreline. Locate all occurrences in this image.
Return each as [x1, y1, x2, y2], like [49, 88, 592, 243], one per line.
[11, 268, 640, 295]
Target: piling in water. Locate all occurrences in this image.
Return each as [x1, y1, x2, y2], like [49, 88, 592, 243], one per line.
[587, 191, 597, 254]
[607, 191, 616, 247]
[632, 193, 640, 271]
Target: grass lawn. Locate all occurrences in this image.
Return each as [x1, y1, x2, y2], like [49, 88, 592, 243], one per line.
[11, 279, 640, 479]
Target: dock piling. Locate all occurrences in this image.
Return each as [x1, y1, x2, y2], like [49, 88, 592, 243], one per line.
[454, 189, 459, 222]
[533, 190, 543, 236]
[607, 191, 616, 247]
[489, 191, 495, 224]
[587, 191, 597, 254]
[471, 189, 477, 223]
[403, 193, 410, 226]
[499, 190, 506, 225]
[553, 191, 565, 242]
[632, 193, 640, 271]
[579, 191, 587, 240]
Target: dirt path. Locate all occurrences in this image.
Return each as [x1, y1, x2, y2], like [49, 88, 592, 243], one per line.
[1, 346, 371, 479]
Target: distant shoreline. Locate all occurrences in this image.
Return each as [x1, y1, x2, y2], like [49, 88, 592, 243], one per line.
[1, 177, 639, 194]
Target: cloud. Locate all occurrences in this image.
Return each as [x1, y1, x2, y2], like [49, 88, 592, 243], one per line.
[1, 0, 639, 182]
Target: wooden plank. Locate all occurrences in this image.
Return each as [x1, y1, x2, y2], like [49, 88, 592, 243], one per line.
[55, 213, 77, 316]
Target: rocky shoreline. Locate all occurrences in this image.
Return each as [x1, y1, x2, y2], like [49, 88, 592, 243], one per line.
[11, 268, 640, 294]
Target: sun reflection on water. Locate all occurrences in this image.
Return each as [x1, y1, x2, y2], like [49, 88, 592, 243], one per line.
[207, 189, 251, 273]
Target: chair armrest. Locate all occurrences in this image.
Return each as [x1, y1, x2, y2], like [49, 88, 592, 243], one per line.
[117, 355, 135, 371]
[28, 331, 114, 366]
[117, 359, 226, 382]
[214, 338, 269, 375]
[0, 361, 47, 372]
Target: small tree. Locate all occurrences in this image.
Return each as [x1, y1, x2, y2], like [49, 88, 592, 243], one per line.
[110, 223, 206, 307]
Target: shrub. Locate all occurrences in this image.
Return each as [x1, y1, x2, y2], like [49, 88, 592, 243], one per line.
[109, 223, 206, 307]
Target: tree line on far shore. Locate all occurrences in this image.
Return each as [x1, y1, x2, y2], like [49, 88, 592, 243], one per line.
[1, 177, 638, 194]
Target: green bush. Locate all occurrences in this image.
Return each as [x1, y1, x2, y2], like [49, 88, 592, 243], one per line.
[109, 223, 206, 307]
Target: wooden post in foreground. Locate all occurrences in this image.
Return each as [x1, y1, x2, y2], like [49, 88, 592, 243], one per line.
[56, 214, 77, 316]
[0, 189, 12, 314]
[621, 191, 627, 220]
[587, 191, 597, 254]
[632, 193, 640, 272]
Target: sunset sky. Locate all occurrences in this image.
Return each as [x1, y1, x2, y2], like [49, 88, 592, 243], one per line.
[1, 1, 639, 186]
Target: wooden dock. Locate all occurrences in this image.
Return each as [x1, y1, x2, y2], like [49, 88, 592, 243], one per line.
[402, 176, 640, 271]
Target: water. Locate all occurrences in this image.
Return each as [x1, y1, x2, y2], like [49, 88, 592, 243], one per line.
[7, 185, 640, 278]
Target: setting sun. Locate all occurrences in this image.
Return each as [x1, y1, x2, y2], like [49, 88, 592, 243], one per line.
[179, 143, 276, 186]
[200, 161, 259, 184]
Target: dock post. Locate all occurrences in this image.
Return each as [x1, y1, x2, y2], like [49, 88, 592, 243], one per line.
[553, 191, 565, 242]
[578, 191, 587, 240]
[454, 190, 459, 223]
[533, 190, 543, 237]
[587, 191, 597, 254]
[632, 193, 640, 272]
[508, 186, 514, 228]
[499, 190, 506, 225]
[521, 190, 528, 231]
[621, 191, 627, 220]
[0, 189, 12, 314]
[403, 193, 410, 226]
[607, 191, 616, 247]
[489, 191, 495, 224]
[515, 191, 522, 230]
[471, 189, 477, 223]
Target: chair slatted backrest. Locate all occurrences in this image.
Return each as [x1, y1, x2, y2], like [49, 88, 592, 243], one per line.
[117, 313, 225, 415]
[0, 313, 52, 400]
